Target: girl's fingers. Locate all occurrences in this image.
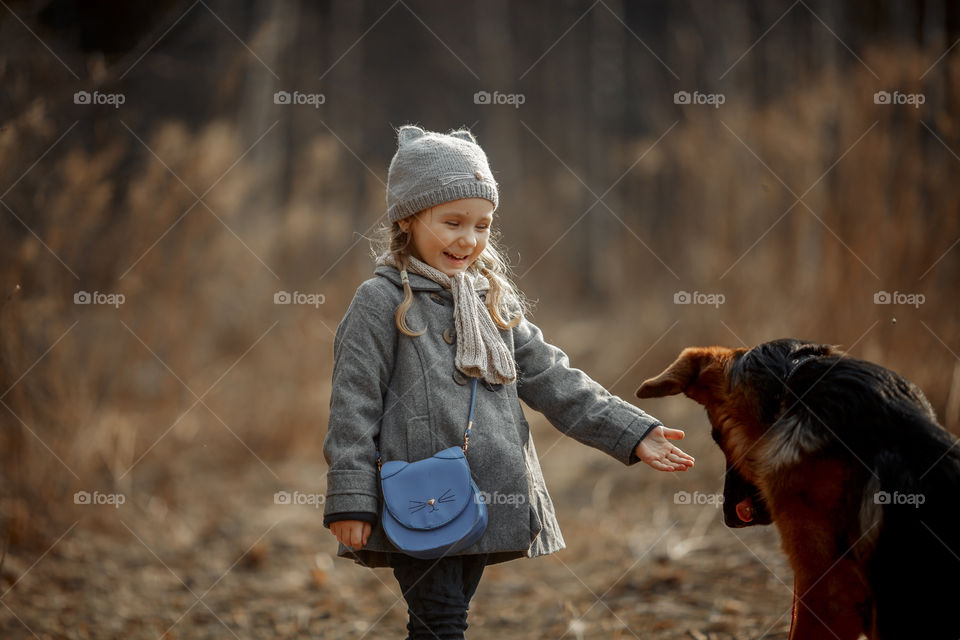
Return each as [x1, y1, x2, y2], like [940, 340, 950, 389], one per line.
[331, 522, 368, 548]
[661, 427, 685, 440]
[646, 450, 694, 471]
[350, 525, 364, 548]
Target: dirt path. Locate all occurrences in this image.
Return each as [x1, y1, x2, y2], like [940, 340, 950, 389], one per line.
[1, 419, 795, 639]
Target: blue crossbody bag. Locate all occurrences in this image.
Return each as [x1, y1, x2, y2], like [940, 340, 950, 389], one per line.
[377, 377, 488, 559]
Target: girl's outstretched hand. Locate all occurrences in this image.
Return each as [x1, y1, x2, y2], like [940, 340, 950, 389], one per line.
[635, 426, 695, 472]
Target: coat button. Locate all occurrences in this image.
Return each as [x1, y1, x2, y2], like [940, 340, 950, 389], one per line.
[452, 370, 468, 385]
[429, 292, 446, 305]
[482, 380, 503, 392]
[443, 328, 456, 344]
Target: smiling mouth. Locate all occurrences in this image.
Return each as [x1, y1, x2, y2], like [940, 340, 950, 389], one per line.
[443, 251, 469, 262]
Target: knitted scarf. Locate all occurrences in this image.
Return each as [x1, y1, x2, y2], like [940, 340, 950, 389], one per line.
[376, 253, 517, 385]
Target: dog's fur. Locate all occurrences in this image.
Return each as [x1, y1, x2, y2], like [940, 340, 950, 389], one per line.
[638, 339, 960, 640]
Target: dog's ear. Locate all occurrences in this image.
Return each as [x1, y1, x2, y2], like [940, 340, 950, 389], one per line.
[636, 347, 707, 398]
[636, 346, 743, 406]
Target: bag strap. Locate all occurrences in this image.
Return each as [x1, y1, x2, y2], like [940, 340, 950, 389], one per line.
[463, 377, 478, 454]
[376, 376, 478, 470]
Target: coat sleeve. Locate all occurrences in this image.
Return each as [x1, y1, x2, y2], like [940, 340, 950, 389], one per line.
[322, 279, 397, 524]
[512, 316, 662, 465]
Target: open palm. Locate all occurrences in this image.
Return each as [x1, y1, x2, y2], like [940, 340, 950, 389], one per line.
[635, 425, 695, 472]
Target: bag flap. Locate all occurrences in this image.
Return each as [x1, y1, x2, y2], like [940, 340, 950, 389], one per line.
[380, 446, 474, 530]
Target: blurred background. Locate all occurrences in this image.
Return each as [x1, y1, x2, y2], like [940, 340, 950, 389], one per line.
[1, 1, 959, 638]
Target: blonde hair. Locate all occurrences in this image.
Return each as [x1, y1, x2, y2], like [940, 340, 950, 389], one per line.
[372, 211, 528, 337]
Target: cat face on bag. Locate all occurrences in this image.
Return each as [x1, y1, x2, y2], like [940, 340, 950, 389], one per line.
[399, 198, 494, 277]
[410, 488, 456, 513]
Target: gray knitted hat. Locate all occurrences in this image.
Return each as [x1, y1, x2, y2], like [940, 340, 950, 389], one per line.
[386, 125, 498, 223]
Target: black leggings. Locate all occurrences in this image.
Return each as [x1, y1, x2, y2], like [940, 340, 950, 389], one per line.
[391, 553, 488, 640]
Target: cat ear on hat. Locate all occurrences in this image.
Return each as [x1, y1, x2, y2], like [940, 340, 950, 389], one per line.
[397, 125, 426, 144]
[448, 128, 477, 143]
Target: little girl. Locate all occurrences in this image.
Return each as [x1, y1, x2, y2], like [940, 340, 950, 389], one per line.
[323, 125, 694, 639]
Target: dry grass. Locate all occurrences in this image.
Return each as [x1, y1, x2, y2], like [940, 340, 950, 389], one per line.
[0, 36, 958, 636]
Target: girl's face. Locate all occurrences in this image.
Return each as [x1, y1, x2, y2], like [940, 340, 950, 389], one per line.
[400, 198, 494, 277]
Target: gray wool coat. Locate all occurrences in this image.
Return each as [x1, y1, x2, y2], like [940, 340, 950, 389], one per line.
[322, 265, 662, 567]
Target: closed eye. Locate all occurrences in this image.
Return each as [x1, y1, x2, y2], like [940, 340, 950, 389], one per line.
[444, 221, 489, 230]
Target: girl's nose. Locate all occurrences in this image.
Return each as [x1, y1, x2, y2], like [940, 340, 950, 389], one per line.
[458, 234, 477, 249]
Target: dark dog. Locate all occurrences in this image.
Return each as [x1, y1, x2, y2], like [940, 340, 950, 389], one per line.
[637, 339, 960, 640]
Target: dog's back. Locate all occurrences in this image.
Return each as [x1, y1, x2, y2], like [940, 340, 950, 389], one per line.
[784, 357, 960, 638]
